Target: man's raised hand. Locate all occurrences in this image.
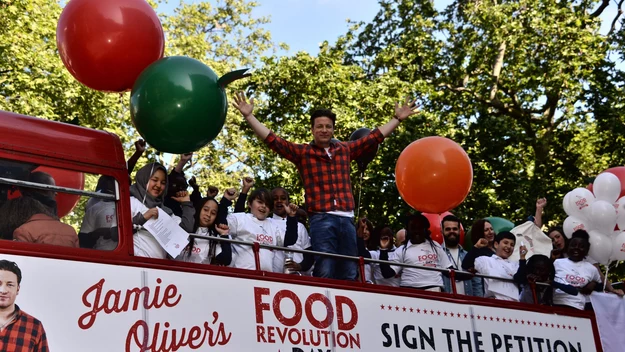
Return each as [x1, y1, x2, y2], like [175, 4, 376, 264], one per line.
[394, 96, 419, 121]
[233, 92, 254, 118]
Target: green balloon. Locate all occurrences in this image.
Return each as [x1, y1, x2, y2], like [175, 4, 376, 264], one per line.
[130, 56, 250, 154]
[485, 216, 515, 233]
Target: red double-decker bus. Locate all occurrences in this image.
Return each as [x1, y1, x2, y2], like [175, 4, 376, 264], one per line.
[0, 110, 603, 351]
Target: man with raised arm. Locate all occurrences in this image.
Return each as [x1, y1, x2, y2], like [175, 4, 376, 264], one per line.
[232, 92, 418, 280]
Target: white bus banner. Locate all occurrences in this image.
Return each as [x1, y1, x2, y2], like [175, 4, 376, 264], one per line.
[3, 254, 597, 352]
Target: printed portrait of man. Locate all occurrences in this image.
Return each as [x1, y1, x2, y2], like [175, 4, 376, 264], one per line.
[0, 260, 48, 351]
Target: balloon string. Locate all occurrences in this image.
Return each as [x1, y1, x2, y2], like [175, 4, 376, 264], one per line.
[604, 264, 610, 292]
[356, 172, 363, 220]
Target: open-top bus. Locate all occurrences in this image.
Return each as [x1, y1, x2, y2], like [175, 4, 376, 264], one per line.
[0, 110, 603, 351]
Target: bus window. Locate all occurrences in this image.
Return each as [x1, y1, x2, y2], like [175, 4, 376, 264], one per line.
[0, 158, 119, 251]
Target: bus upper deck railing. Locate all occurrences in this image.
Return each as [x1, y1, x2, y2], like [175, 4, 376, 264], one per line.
[188, 233, 547, 304]
[0, 177, 118, 200]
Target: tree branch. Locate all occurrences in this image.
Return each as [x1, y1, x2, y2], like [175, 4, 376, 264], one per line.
[489, 41, 507, 101]
[609, 0, 625, 35]
[591, 0, 611, 18]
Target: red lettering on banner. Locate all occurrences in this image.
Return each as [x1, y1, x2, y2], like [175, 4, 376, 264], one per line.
[254, 287, 358, 331]
[78, 278, 182, 330]
[336, 296, 358, 330]
[254, 287, 361, 349]
[256, 325, 267, 342]
[126, 312, 231, 352]
[273, 290, 303, 326]
[254, 287, 271, 324]
[305, 293, 333, 329]
[255, 326, 360, 349]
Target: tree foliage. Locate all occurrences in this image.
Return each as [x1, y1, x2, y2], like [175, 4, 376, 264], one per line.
[5, 0, 625, 279]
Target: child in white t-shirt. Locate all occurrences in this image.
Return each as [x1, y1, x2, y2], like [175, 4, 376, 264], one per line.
[369, 226, 401, 287]
[553, 230, 603, 310]
[381, 213, 452, 292]
[175, 195, 232, 265]
[227, 188, 299, 272]
[79, 175, 118, 250]
[474, 231, 527, 301]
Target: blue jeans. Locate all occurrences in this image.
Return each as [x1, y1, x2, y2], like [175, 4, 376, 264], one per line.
[310, 213, 357, 280]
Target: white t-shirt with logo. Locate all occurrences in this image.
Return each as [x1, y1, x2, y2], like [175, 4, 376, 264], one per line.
[446, 247, 466, 295]
[271, 214, 311, 274]
[174, 227, 225, 264]
[370, 249, 401, 287]
[131, 197, 183, 259]
[80, 200, 117, 251]
[393, 241, 451, 288]
[474, 255, 520, 301]
[553, 258, 601, 310]
[227, 213, 278, 272]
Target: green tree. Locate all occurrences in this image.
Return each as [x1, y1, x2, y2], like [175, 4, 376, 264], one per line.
[342, 0, 617, 228]
[0, 0, 278, 228]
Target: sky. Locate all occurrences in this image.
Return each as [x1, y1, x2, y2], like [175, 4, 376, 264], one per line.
[158, 0, 623, 59]
[157, 0, 460, 56]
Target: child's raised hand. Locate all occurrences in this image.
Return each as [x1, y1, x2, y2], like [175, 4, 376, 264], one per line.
[143, 208, 159, 220]
[172, 191, 191, 203]
[224, 188, 238, 201]
[188, 176, 198, 190]
[207, 186, 219, 198]
[215, 224, 230, 236]
[134, 139, 146, 154]
[286, 203, 299, 217]
[519, 245, 528, 260]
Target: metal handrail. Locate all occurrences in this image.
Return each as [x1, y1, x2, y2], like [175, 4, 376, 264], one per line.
[0, 177, 117, 200]
[188, 234, 548, 287]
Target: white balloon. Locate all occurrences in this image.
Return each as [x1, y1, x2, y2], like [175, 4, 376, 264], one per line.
[612, 232, 625, 261]
[615, 196, 625, 231]
[567, 188, 595, 220]
[593, 172, 622, 203]
[589, 200, 617, 234]
[588, 230, 613, 265]
[563, 192, 574, 216]
[615, 196, 625, 215]
[563, 216, 590, 239]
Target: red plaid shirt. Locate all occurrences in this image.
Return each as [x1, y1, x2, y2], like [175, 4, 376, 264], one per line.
[0, 305, 48, 352]
[265, 129, 384, 213]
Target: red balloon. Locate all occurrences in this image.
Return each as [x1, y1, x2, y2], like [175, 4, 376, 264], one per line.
[422, 212, 465, 245]
[395, 136, 473, 213]
[588, 167, 625, 199]
[9, 167, 85, 218]
[56, 0, 165, 92]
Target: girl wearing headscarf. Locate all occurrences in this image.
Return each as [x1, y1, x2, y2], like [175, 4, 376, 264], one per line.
[130, 163, 195, 258]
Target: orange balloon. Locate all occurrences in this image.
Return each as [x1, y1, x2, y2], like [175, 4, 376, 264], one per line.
[395, 136, 473, 213]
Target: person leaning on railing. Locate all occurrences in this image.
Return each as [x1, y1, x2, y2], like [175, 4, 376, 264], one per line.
[553, 230, 623, 310]
[441, 215, 482, 296]
[515, 254, 578, 305]
[378, 213, 472, 292]
[473, 231, 525, 301]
